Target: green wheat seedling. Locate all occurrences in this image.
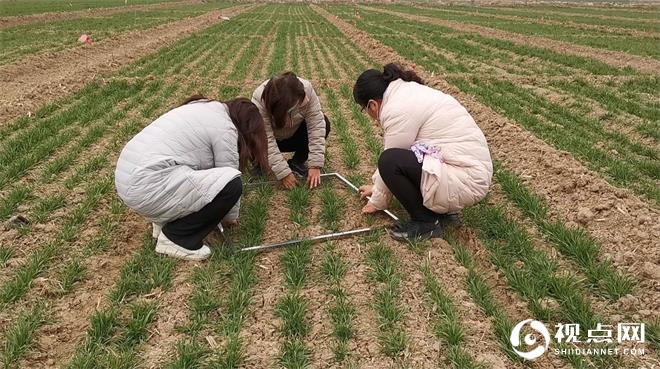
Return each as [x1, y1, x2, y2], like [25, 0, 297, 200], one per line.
[166, 340, 209, 369]
[0, 247, 13, 268]
[310, 36, 339, 79]
[321, 243, 357, 362]
[362, 233, 407, 357]
[267, 22, 288, 76]
[0, 302, 47, 369]
[53, 258, 87, 296]
[453, 76, 658, 203]
[287, 186, 311, 227]
[277, 240, 313, 367]
[318, 184, 344, 232]
[0, 80, 139, 190]
[0, 186, 31, 220]
[119, 301, 160, 349]
[375, 4, 659, 59]
[109, 235, 177, 304]
[494, 164, 635, 300]
[324, 89, 361, 170]
[647, 318, 659, 351]
[0, 8, 212, 65]
[31, 194, 65, 223]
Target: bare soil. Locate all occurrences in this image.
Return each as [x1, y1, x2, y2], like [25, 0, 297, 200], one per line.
[0, 4, 252, 126]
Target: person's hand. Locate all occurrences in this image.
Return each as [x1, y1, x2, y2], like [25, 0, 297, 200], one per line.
[307, 167, 321, 189]
[222, 219, 238, 228]
[359, 185, 373, 199]
[362, 202, 379, 214]
[280, 173, 298, 189]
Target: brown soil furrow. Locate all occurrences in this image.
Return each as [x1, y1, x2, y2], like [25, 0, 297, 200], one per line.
[18, 212, 150, 369]
[363, 6, 660, 75]
[380, 240, 444, 368]
[313, 4, 660, 294]
[303, 246, 339, 368]
[240, 190, 288, 369]
[0, 4, 252, 126]
[138, 266, 195, 369]
[0, 0, 202, 29]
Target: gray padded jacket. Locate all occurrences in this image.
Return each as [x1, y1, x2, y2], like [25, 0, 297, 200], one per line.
[114, 100, 241, 224]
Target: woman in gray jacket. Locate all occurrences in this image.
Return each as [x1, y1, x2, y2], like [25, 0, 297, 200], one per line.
[115, 97, 268, 260]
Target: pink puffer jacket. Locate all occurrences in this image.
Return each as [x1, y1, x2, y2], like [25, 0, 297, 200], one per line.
[369, 79, 493, 214]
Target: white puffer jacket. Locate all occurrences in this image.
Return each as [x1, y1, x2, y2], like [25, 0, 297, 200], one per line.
[370, 79, 493, 214]
[114, 100, 241, 224]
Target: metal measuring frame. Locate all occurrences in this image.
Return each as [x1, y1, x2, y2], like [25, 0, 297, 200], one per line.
[238, 172, 399, 253]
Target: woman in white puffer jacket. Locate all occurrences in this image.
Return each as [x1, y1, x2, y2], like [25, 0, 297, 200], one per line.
[353, 63, 493, 242]
[115, 96, 269, 260]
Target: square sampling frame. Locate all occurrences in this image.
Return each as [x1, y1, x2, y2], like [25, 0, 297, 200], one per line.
[239, 172, 399, 253]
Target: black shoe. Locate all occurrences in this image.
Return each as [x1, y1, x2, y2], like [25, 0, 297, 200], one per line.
[392, 220, 410, 232]
[287, 159, 308, 178]
[437, 213, 461, 226]
[393, 213, 459, 232]
[390, 220, 442, 242]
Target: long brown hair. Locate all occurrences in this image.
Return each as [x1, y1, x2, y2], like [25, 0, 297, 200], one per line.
[261, 72, 305, 129]
[180, 95, 269, 172]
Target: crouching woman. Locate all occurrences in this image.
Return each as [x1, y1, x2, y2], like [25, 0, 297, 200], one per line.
[115, 97, 268, 260]
[353, 64, 493, 242]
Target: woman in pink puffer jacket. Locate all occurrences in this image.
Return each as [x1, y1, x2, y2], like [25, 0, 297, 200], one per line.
[353, 63, 493, 242]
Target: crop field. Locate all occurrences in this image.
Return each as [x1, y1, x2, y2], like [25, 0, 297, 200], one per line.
[0, 1, 658, 369]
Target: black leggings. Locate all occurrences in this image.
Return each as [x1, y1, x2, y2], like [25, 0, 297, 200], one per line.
[162, 177, 242, 250]
[378, 148, 439, 222]
[276, 115, 331, 164]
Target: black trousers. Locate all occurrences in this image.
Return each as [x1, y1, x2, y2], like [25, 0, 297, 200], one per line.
[162, 177, 242, 250]
[378, 148, 440, 222]
[276, 115, 331, 164]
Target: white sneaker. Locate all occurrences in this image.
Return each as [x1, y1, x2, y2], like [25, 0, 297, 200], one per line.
[152, 223, 162, 239]
[155, 232, 211, 261]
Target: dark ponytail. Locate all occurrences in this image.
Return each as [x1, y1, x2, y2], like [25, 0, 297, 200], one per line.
[352, 63, 424, 108]
[224, 98, 269, 172]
